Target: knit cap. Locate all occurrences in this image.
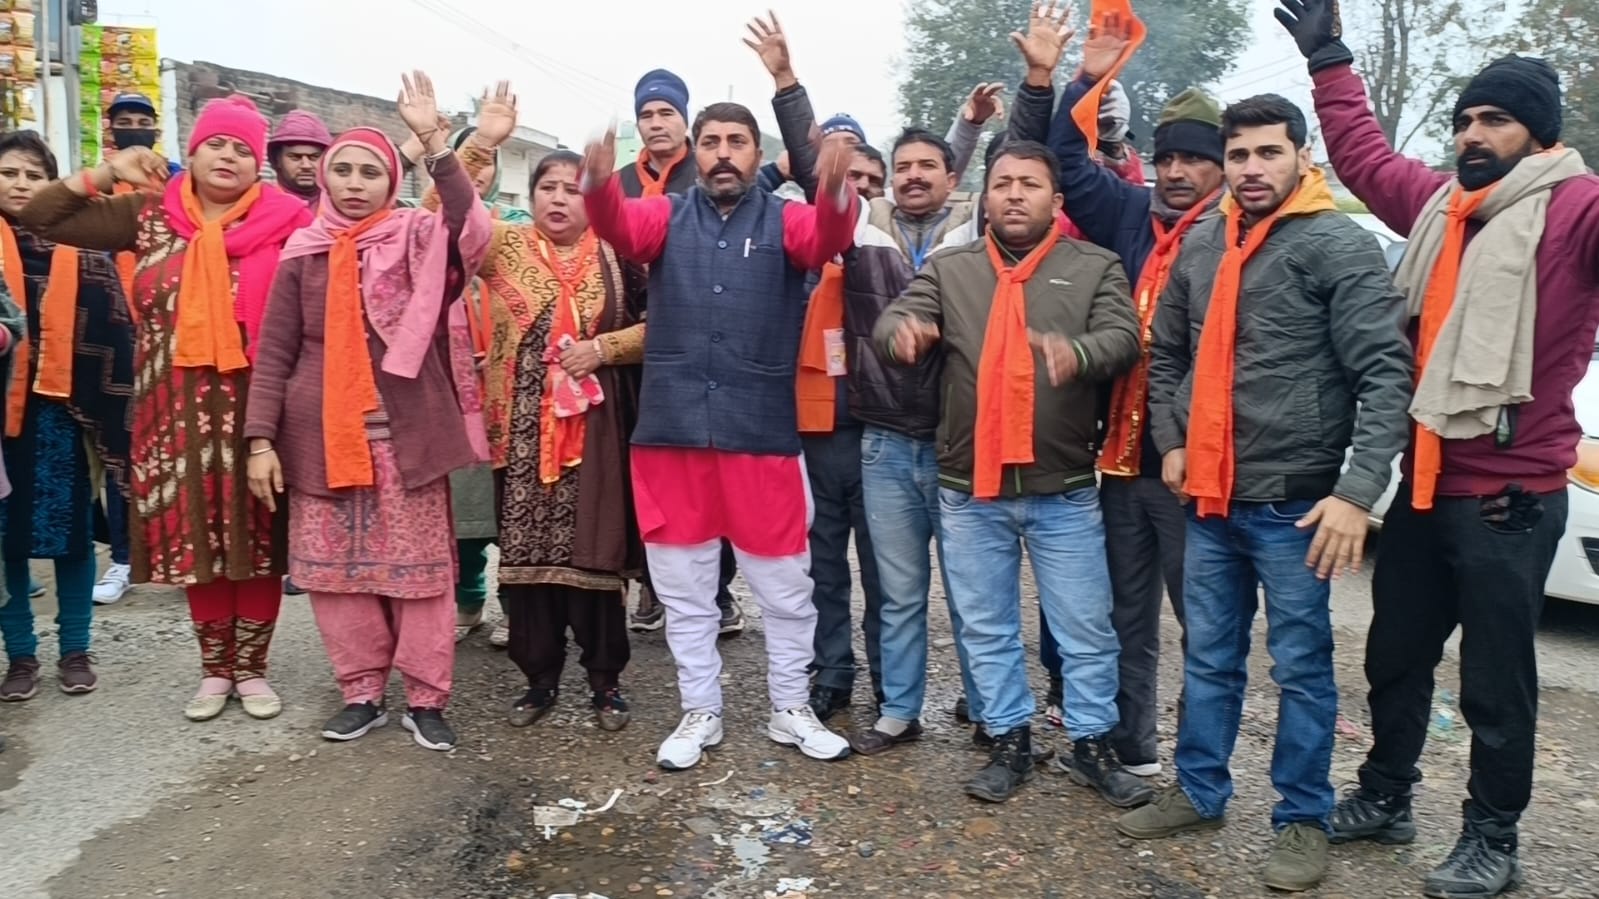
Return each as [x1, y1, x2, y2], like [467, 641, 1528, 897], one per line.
[635, 69, 690, 120]
[188, 95, 269, 162]
[269, 110, 334, 152]
[1152, 88, 1223, 165]
[820, 113, 867, 144]
[1455, 55, 1562, 148]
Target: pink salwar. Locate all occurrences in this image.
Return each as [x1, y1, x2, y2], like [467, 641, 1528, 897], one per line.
[308, 591, 455, 708]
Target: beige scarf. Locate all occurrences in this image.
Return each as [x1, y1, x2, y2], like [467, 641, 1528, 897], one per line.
[1401, 147, 1587, 439]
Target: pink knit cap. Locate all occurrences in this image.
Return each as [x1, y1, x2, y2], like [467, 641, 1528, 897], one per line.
[269, 110, 333, 151]
[187, 95, 270, 162]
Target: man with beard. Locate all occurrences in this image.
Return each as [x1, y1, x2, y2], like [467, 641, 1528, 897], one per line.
[581, 103, 860, 771]
[1119, 94, 1412, 893]
[849, 145, 887, 200]
[1042, 18, 1228, 779]
[267, 110, 332, 206]
[1277, 1, 1599, 895]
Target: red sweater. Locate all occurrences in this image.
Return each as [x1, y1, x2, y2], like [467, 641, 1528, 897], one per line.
[1313, 63, 1599, 496]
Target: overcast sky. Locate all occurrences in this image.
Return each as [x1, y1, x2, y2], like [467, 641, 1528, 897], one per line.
[98, 0, 1376, 154]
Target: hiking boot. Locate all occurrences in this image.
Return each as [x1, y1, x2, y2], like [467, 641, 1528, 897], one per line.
[769, 706, 851, 761]
[1263, 822, 1329, 892]
[849, 719, 923, 756]
[965, 726, 1036, 803]
[1055, 734, 1153, 808]
[1117, 785, 1226, 840]
[509, 687, 558, 727]
[1330, 786, 1415, 845]
[717, 593, 745, 636]
[630, 585, 664, 633]
[953, 696, 971, 723]
[1423, 810, 1521, 899]
[970, 727, 1056, 764]
[403, 708, 457, 751]
[659, 710, 723, 771]
[93, 563, 132, 605]
[1, 657, 40, 701]
[808, 685, 851, 722]
[321, 702, 388, 741]
[593, 688, 631, 732]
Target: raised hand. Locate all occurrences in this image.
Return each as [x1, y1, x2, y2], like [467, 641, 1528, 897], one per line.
[1274, 0, 1344, 60]
[1010, 0, 1076, 77]
[893, 317, 941, 364]
[398, 71, 444, 150]
[744, 11, 797, 90]
[473, 81, 519, 148]
[582, 125, 618, 189]
[815, 136, 851, 199]
[106, 146, 169, 190]
[962, 83, 1006, 126]
[1080, 10, 1133, 82]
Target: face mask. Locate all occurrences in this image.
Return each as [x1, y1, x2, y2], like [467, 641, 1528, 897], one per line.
[111, 128, 159, 150]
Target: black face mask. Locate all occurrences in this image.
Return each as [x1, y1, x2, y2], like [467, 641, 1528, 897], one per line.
[111, 128, 160, 151]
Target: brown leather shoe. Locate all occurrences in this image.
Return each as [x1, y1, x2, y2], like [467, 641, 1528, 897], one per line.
[58, 652, 99, 694]
[849, 719, 924, 756]
[1, 657, 40, 701]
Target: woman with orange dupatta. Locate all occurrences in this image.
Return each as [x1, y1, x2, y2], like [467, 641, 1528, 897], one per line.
[18, 96, 311, 723]
[468, 149, 644, 732]
[244, 73, 494, 753]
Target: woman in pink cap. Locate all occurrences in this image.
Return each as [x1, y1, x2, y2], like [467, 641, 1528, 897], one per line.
[20, 93, 312, 723]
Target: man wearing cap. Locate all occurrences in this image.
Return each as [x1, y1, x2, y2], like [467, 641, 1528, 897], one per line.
[105, 92, 181, 176]
[619, 69, 697, 198]
[1042, 21, 1228, 782]
[268, 110, 333, 205]
[1278, 0, 1599, 894]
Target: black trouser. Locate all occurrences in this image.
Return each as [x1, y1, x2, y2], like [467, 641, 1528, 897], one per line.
[504, 584, 632, 693]
[803, 428, 884, 693]
[1359, 483, 1567, 830]
[1102, 475, 1188, 765]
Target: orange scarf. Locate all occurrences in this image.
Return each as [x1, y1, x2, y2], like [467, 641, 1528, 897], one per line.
[537, 230, 602, 484]
[973, 224, 1060, 499]
[796, 262, 846, 434]
[1410, 186, 1494, 510]
[1071, 0, 1147, 151]
[635, 146, 687, 198]
[1187, 170, 1336, 517]
[1098, 193, 1218, 475]
[2, 220, 79, 437]
[321, 209, 394, 490]
[173, 178, 261, 372]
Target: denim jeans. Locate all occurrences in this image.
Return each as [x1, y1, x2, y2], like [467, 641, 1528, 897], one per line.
[804, 428, 883, 692]
[863, 427, 977, 722]
[940, 485, 1120, 738]
[1175, 500, 1336, 831]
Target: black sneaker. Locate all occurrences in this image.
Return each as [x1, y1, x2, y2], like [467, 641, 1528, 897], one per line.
[403, 708, 457, 751]
[717, 593, 746, 636]
[971, 726, 1056, 764]
[593, 688, 631, 732]
[283, 577, 308, 596]
[965, 726, 1036, 803]
[630, 585, 664, 633]
[1054, 734, 1154, 808]
[953, 696, 971, 723]
[1424, 805, 1521, 899]
[321, 702, 388, 741]
[809, 685, 851, 721]
[1330, 786, 1415, 845]
[509, 687, 558, 727]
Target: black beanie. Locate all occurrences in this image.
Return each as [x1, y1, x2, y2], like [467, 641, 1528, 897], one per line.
[1455, 55, 1563, 148]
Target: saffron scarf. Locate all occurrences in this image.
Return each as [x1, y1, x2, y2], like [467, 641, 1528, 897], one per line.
[1071, 0, 1147, 152]
[534, 229, 602, 484]
[973, 222, 1061, 499]
[1097, 192, 1218, 475]
[1187, 168, 1336, 517]
[1, 218, 79, 437]
[635, 146, 687, 198]
[795, 262, 846, 434]
[321, 209, 397, 489]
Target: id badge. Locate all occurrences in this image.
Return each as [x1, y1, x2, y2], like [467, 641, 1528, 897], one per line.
[824, 328, 847, 377]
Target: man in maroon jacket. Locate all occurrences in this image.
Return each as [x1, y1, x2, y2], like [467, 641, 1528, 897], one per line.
[1278, 1, 1599, 896]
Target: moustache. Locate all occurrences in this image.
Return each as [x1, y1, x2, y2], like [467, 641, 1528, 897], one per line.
[1162, 180, 1194, 192]
[902, 179, 931, 192]
[708, 162, 742, 179]
[1458, 147, 1498, 165]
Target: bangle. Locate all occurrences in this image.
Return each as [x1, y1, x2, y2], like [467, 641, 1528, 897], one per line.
[81, 169, 102, 198]
[592, 338, 607, 364]
[249, 445, 275, 456]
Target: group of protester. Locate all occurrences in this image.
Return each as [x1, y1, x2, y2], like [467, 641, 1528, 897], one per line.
[0, 0, 1594, 896]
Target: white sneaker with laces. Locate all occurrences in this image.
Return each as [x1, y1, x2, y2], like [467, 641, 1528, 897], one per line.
[768, 706, 851, 761]
[92, 563, 132, 605]
[658, 710, 724, 771]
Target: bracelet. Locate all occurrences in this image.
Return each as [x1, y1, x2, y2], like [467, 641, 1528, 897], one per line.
[81, 169, 102, 198]
[248, 445, 275, 456]
[592, 338, 607, 364]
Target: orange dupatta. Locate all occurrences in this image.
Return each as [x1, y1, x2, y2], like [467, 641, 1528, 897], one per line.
[1071, 0, 1148, 152]
[536, 229, 602, 484]
[796, 262, 846, 434]
[635, 146, 687, 198]
[1409, 186, 1494, 510]
[321, 209, 395, 490]
[1097, 193, 1218, 475]
[973, 223, 1060, 499]
[1187, 170, 1336, 517]
[2, 219, 80, 437]
[173, 178, 262, 373]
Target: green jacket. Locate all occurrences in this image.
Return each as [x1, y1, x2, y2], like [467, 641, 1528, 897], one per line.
[873, 234, 1140, 497]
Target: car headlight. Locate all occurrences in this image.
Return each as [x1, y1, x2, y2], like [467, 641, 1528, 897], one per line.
[1569, 437, 1599, 493]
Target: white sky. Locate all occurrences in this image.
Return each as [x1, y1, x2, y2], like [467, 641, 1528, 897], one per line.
[98, 0, 1347, 154]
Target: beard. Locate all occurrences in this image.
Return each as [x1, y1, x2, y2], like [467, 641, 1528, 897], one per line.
[1457, 143, 1533, 191]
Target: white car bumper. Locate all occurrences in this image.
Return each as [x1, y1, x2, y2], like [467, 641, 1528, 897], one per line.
[1545, 484, 1599, 605]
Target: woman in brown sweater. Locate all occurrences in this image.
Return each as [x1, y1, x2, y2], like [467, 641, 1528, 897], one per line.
[243, 73, 497, 752]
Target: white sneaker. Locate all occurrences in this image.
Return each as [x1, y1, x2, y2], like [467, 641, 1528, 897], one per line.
[1124, 761, 1163, 777]
[488, 621, 510, 648]
[768, 706, 851, 761]
[92, 563, 132, 605]
[658, 710, 724, 771]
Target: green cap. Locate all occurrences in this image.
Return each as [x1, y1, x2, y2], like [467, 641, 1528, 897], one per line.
[1158, 88, 1222, 129]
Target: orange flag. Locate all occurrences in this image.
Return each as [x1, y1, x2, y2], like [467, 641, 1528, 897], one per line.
[1071, 0, 1147, 152]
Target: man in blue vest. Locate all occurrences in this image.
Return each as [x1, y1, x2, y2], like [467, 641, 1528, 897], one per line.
[582, 102, 861, 771]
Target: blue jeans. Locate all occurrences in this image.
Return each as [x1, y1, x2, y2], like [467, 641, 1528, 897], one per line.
[940, 486, 1120, 738]
[863, 427, 977, 722]
[1, 553, 98, 658]
[1175, 500, 1336, 831]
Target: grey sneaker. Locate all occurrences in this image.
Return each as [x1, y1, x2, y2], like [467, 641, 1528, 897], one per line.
[1424, 829, 1520, 898]
[630, 585, 664, 633]
[717, 593, 745, 636]
[1117, 785, 1226, 840]
[1263, 823, 1329, 892]
[1330, 786, 1415, 845]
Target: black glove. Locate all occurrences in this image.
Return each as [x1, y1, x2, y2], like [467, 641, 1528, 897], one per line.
[1274, 0, 1354, 74]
